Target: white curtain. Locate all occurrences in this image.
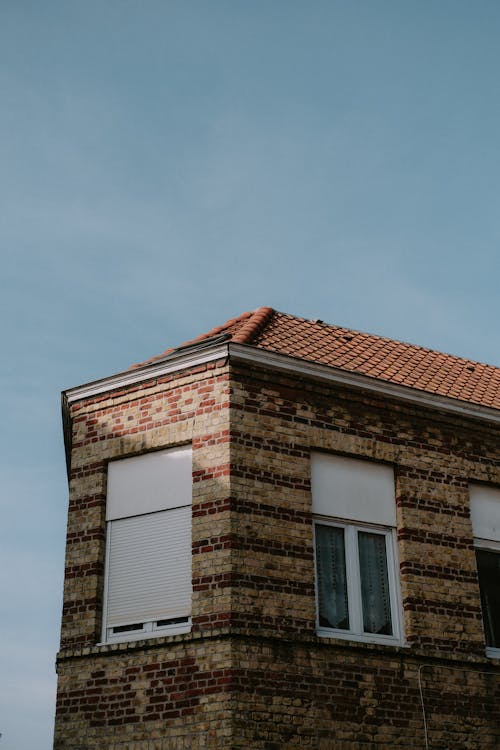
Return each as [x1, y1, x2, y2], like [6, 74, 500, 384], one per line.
[358, 531, 392, 635]
[316, 525, 349, 630]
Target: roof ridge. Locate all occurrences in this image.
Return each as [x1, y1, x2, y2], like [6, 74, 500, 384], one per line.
[128, 308, 269, 370]
[231, 306, 275, 344]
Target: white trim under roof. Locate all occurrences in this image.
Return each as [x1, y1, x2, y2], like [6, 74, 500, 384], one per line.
[230, 344, 500, 424]
[64, 342, 231, 403]
[63, 341, 500, 425]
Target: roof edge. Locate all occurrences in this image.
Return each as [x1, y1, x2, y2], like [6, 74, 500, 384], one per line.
[61, 339, 500, 481]
[229, 343, 500, 425]
[63, 338, 500, 424]
[61, 341, 232, 481]
[63, 341, 231, 405]
[129, 308, 263, 370]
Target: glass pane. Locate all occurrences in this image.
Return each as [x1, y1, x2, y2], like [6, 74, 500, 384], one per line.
[112, 623, 143, 633]
[476, 549, 500, 649]
[358, 531, 393, 636]
[315, 525, 349, 630]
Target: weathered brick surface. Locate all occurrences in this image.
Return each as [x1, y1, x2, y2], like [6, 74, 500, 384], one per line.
[229, 641, 500, 748]
[55, 638, 233, 749]
[56, 360, 234, 749]
[55, 358, 500, 748]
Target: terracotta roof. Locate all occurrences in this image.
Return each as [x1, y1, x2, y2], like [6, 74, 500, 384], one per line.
[132, 307, 500, 411]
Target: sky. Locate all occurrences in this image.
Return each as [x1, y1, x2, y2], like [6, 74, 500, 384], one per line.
[1, 1, 500, 747]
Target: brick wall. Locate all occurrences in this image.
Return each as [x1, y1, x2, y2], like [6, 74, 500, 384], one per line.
[54, 358, 500, 748]
[227, 363, 500, 748]
[55, 359, 235, 747]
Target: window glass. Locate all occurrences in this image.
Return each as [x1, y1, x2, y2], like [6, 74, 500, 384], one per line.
[316, 524, 349, 630]
[358, 531, 392, 636]
[476, 549, 500, 649]
[469, 483, 500, 655]
[314, 521, 399, 643]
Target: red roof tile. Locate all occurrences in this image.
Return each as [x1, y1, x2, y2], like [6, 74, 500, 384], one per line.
[133, 307, 500, 411]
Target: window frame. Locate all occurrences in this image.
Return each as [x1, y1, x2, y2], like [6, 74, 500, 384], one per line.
[101, 516, 192, 644]
[470, 482, 500, 659]
[474, 536, 500, 659]
[99, 446, 193, 645]
[313, 515, 403, 646]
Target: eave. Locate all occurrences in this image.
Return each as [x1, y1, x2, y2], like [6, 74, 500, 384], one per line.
[62, 340, 500, 480]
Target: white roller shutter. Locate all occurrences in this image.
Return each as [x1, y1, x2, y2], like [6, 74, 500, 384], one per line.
[107, 446, 192, 521]
[470, 484, 500, 543]
[106, 506, 192, 628]
[312, 453, 396, 526]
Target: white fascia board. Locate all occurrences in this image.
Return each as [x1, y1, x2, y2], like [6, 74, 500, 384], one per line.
[63, 342, 230, 404]
[62, 339, 500, 425]
[228, 343, 500, 426]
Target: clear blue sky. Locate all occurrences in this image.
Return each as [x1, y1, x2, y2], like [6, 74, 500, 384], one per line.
[1, 2, 499, 747]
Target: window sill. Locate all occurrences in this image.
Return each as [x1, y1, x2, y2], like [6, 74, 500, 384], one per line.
[316, 627, 405, 648]
[99, 620, 192, 646]
[485, 646, 500, 659]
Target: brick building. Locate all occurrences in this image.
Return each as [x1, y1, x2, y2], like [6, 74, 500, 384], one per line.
[55, 306, 500, 749]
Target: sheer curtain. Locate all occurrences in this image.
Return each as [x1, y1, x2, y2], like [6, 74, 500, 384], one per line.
[316, 525, 349, 630]
[358, 531, 392, 635]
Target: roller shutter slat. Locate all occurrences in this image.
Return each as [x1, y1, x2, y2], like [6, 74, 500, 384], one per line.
[106, 507, 192, 627]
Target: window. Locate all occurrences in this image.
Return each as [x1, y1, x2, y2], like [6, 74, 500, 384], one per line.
[470, 484, 500, 658]
[312, 453, 402, 645]
[102, 446, 192, 643]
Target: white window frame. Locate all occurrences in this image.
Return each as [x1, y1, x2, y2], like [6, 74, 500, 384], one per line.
[314, 516, 403, 646]
[474, 536, 500, 660]
[100, 446, 192, 645]
[470, 483, 500, 659]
